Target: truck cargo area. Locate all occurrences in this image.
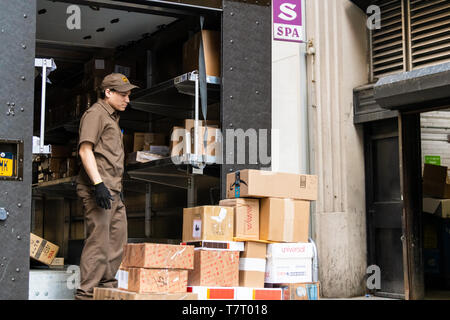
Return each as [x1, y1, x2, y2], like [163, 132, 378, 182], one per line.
[30, 0, 222, 299]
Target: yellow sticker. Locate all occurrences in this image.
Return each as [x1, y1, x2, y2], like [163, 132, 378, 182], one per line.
[122, 77, 128, 83]
[0, 155, 13, 177]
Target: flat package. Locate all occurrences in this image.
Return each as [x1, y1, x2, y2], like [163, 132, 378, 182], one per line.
[94, 287, 198, 300]
[181, 240, 244, 251]
[118, 268, 188, 293]
[30, 233, 59, 265]
[133, 132, 166, 152]
[187, 286, 282, 300]
[188, 250, 239, 287]
[226, 170, 318, 201]
[219, 198, 260, 240]
[182, 206, 234, 242]
[260, 198, 310, 243]
[121, 243, 194, 269]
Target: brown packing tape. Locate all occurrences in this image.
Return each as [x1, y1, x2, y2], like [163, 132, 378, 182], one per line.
[283, 199, 295, 242]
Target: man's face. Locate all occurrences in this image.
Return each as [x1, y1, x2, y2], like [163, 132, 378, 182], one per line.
[105, 89, 131, 112]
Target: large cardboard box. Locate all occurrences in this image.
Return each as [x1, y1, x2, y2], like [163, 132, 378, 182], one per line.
[121, 243, 194, 269]
[188, 250, 239, 287]
[133, 132, 166, 152]
[268, 282, 320, 300]
[423, 197, 450, 218]
[219, 198, 259, 240]
[84, 58, 114, 78]
[423, 164, 450, 199]
[239, 241, 267, 288]
[182, 206, 234, 242]
[226, 170, 318, 201]
[265, 243, 313, 284]
[184, 119, 220, 133]
[118, 268, 188, 293]
[30, 233, 59, 265]
[182, 30, 221, 77]
[94, 287, 198, 300]
[260, 198, 310, 243]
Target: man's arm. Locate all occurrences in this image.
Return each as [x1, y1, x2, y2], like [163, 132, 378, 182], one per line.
[79, 142, 102, 185]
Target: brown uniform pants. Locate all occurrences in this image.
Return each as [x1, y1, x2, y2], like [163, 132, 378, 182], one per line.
[75, 184, 127, 299]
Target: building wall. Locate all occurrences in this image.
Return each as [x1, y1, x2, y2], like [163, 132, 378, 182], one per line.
[304, 0, 369, 297]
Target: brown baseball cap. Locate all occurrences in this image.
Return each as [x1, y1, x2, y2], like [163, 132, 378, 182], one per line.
[101, 73, 139, 92]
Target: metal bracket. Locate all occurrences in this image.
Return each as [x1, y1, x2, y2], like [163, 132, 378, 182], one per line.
[34, 58, 56, 155]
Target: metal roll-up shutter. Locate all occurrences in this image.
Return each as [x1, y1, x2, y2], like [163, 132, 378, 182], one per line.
[371, 0, 406, 80]
[409, 0, 450, 69]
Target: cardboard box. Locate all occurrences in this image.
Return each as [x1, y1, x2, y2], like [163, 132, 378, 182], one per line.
[121, 243, 194, 269]
[423, 197, 450, 218]
[190, 126, 221, 157]
[133, 132, 166, 152]
[184, 119, 220, 133]
[182, 30, 221, 77]
[30, 233, 59, 265]
[239, 242, 267, 288]
[170, 127, 188, 157]
[50, 145, 72, 158]
[187, 286, 282, 300]
[226, 170, 318, 201]
[423, 164, 450, 199]
[265, 243, 314, 284]
[118, 268, 188, 293]
[260, 198, 310, 243]
[182, 206, 234, 242]
[94, 288, 198, 300]
[219, 198, 259, 240]
[188, 250, 239, 287]
[269, 282, 320, 300]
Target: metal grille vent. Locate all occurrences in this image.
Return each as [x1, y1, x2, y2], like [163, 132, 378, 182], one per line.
[371, 0, 406, 80]
[409, 0, 450, 69]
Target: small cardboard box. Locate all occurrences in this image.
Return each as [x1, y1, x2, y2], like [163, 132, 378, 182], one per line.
[226, 170, 318, 201]
[268, 282, 320, 300]
[239, 242, 267, 288]
[423, 197, 450, 219]
[219, 198, 259, 240]
[265, 243, 314, 284]
[260, 198, 310, 243]
[423, 164, 450, 199]
[182, 206, 234, 242]
[94, 288, 198, 300]
[30, 233, 59, 265]
[188, 250, 239, 287]
[121, 243, 194, 269]
[182, 30, 221, 77]
[118, 268, 188, 293]
[49, 257, 65, 269]
[84, 58, 114, 78]
[182, 240, 244, 251]
[133, 132, 166, 152]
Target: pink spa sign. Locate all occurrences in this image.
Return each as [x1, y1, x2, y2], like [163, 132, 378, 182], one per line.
[273, 0, 304, 43]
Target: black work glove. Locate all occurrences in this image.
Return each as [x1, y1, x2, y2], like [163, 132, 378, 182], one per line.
[94, 182, 113, 210]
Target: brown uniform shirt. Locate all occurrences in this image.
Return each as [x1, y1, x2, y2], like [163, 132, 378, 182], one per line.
[76, 99, 124, 192]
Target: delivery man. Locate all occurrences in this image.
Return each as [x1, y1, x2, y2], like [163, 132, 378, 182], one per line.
[75, 73, 138, 300]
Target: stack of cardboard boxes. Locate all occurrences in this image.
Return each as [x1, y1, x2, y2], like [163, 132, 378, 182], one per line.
[94, 243, 198, 300]
[36, 145, 79, 182]
[422, 164, 450, 287]
[126, 132, 169, 164]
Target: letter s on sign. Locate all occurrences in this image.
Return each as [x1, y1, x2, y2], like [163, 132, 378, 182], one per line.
[279, 3, 297, 21]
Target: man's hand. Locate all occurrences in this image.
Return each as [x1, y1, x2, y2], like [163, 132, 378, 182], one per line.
[94, 182, 113, 210]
